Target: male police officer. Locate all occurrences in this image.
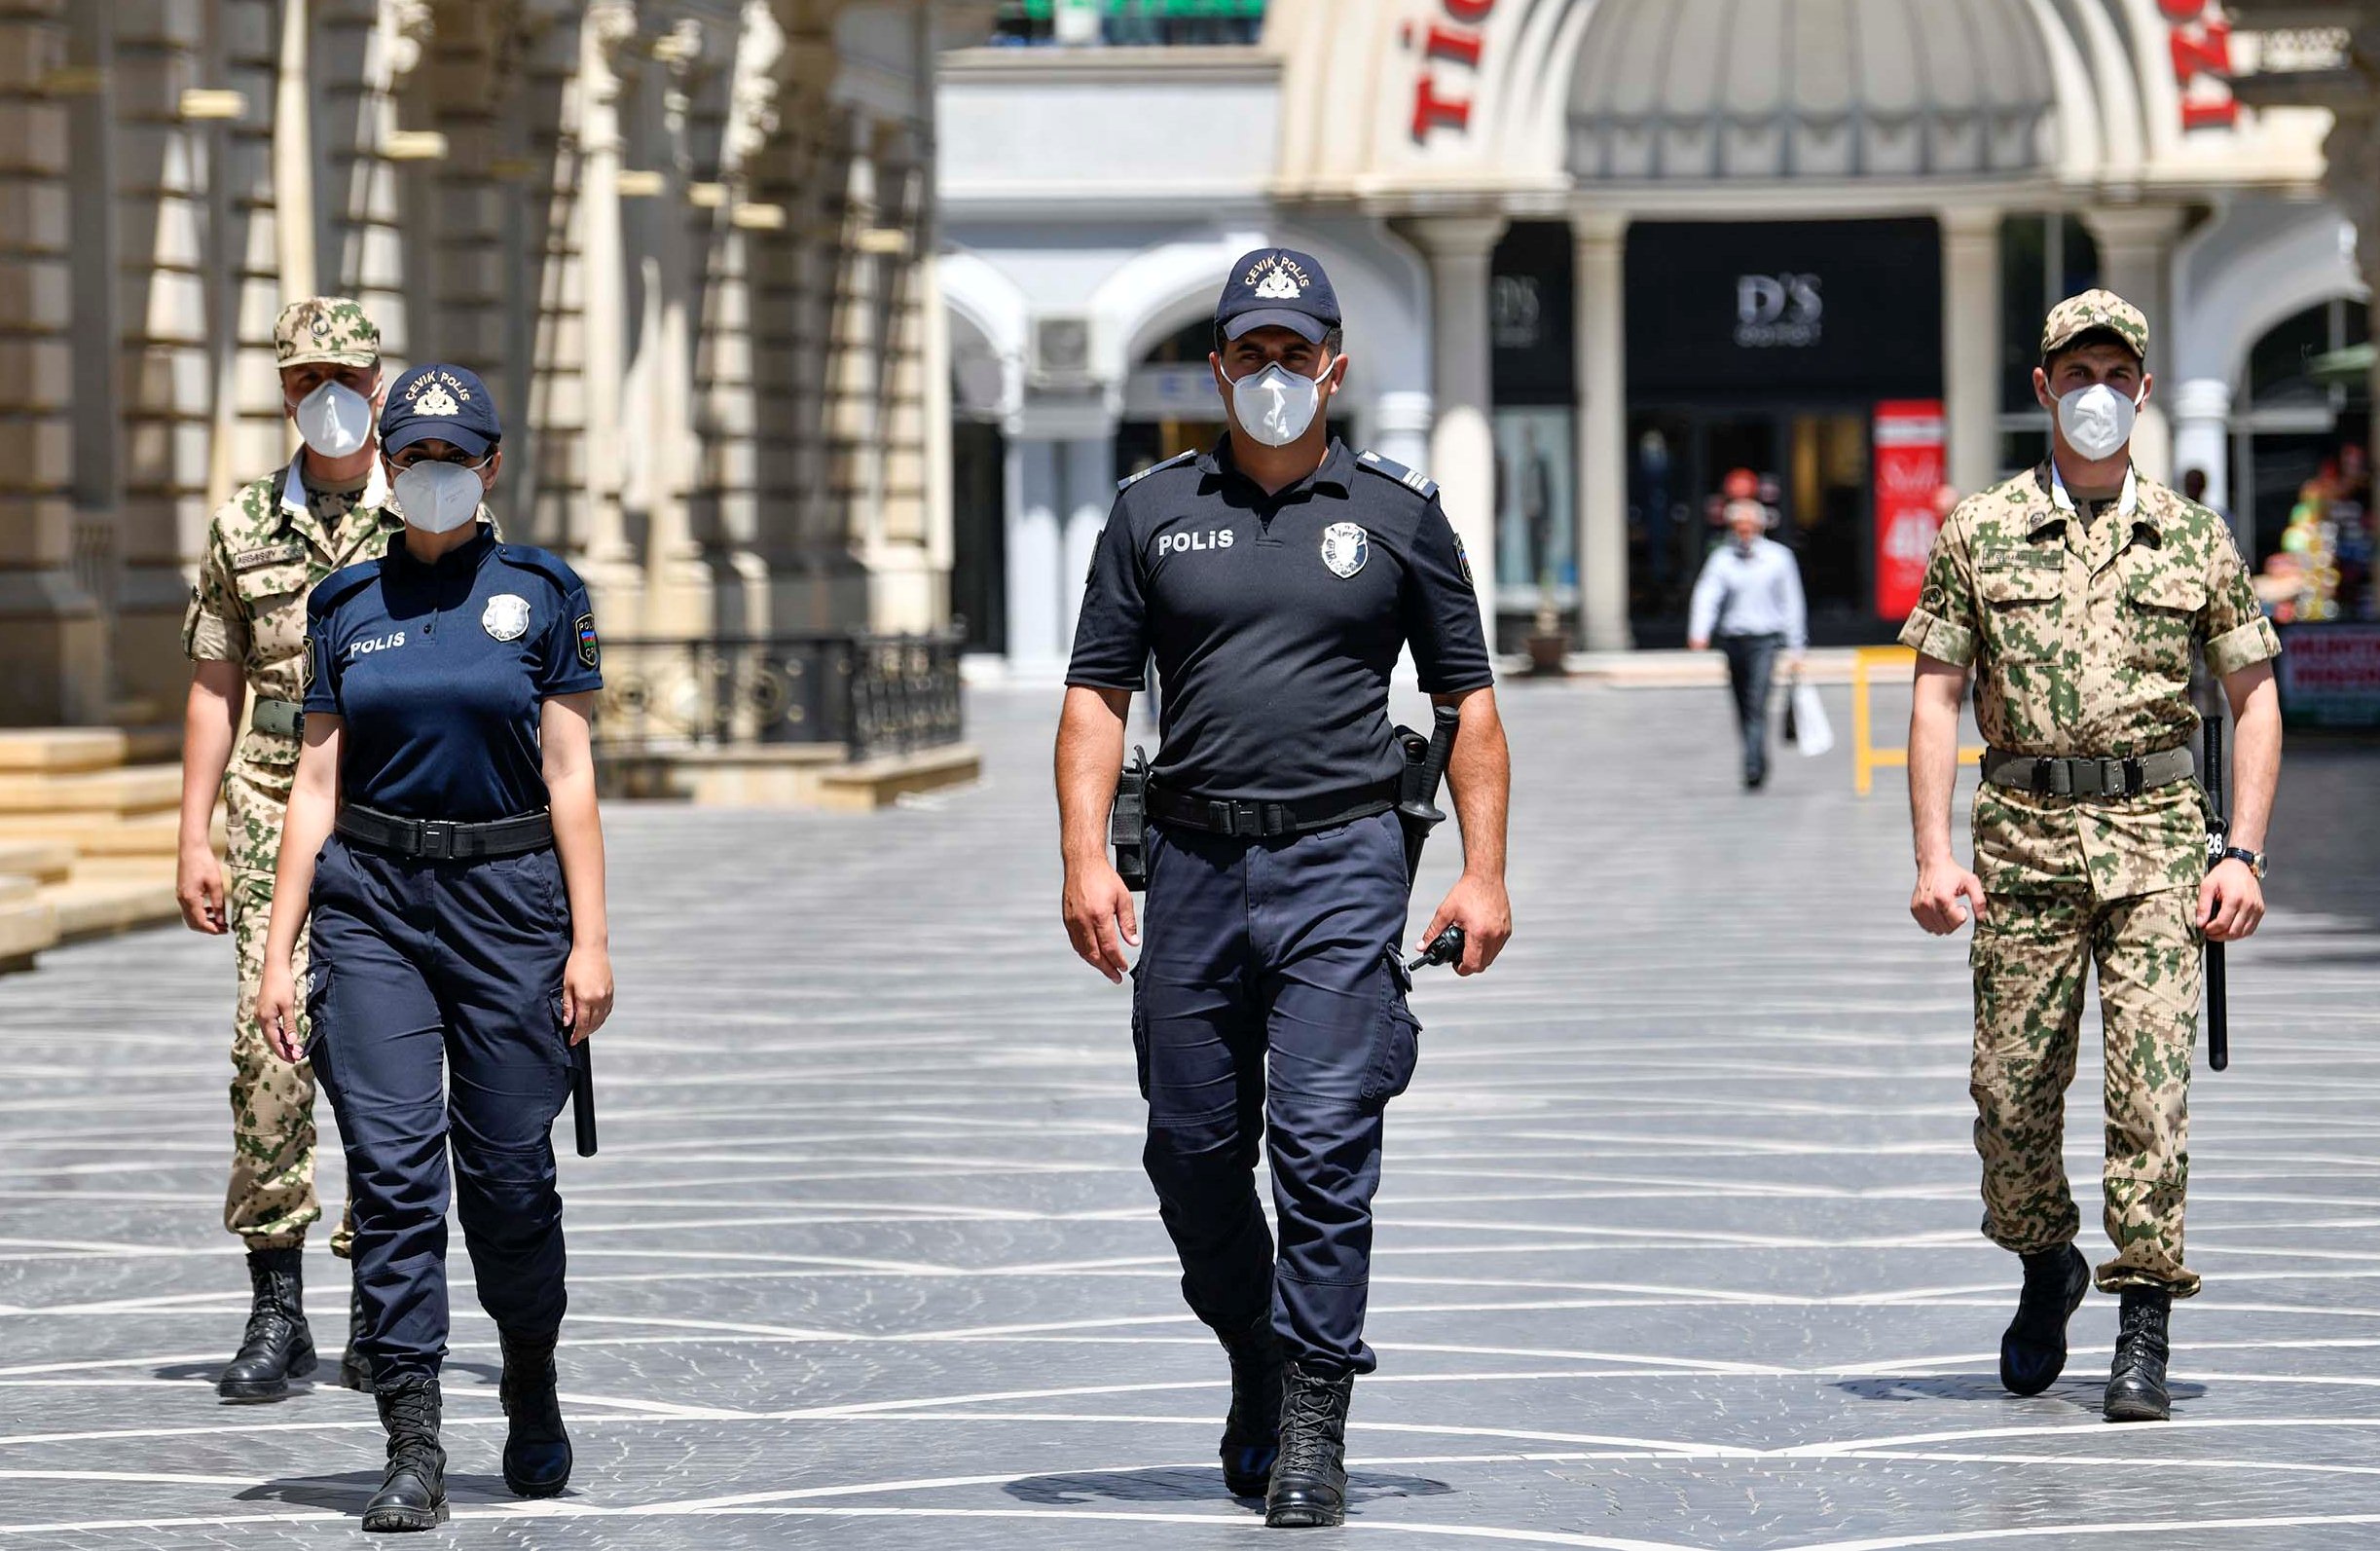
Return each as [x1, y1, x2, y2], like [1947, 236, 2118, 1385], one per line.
[1903, 291, 2282, 1422]
[178, 298, 398, 1399]
[1056, 248, 1513, 1527]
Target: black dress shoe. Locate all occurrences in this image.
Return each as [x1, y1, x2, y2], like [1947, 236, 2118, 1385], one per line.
[1264, 1365, 1352, 1529]
[2105, 1287, 2174, 1422]
[1220, 1319, 1283, 1497]
[218, 1247, 316, 1401]
[499, 1330, 573, 1497]
[1999, 1243, 2091, 1396]
[362, 1376, 447, 1532]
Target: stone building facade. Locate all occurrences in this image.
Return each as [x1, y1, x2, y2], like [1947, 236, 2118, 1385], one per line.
[0, 0, 978, 728]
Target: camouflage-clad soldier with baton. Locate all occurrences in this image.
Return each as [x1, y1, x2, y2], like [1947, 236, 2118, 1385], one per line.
[1902, 290, 2283, 1423]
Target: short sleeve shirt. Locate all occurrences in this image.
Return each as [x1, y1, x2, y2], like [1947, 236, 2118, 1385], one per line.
[305, 529, 603, 822]
[183, 453, 405, 759]
[1067, 438, 1493, 802]
[1898, 462, 2281, 900]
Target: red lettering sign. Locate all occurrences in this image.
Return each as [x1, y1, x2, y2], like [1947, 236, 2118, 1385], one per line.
[1873, 401, 1946, 621]
[2165, 1, 2236, 130]
[1408, 0, 1494, 142]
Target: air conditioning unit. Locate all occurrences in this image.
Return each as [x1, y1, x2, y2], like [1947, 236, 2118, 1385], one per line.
[1030, 314, 1093, 389]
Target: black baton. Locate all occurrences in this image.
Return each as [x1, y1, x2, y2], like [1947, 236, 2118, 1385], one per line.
[1399, 704, 1460, 885]
[571, 1039, 598, 1156]
[2203, 707, 2229, 1073]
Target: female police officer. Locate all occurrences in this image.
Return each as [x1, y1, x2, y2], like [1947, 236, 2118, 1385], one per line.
[255, 363, 613, 1532]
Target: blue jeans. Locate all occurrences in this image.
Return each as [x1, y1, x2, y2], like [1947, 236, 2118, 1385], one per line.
[1719, 633, 1782, 783]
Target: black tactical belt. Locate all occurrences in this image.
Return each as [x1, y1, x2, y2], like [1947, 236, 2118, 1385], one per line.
[1981, 746, 2195, 800]
[336, 804, 554, 861]
[251, 698, 305, 738]
[1145, 779, 1398, 839]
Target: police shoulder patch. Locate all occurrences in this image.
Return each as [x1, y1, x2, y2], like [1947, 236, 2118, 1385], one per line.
[574, 612, 600, 670]
[1117, 450, 1197, 493]
[1354, 449, 1439, 501]
[299, 633, 315, 693]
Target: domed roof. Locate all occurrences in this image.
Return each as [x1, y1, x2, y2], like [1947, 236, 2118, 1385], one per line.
[1567, 0, 2056, 182]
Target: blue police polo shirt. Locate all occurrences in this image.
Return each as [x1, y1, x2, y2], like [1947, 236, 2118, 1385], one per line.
[304, 529, 603, 822]
[1068, 438, 1493, 803]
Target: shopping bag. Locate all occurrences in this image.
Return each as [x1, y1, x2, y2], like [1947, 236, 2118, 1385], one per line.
[1788, 675, 1833, 757]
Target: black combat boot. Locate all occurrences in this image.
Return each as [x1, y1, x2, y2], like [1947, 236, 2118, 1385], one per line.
[2104, 1287, 2174, 1422]
[338, 1281, 372, 1392]
[1220, 1318, 1283, 1498]
[1998, 1243, 2091, 1396]
[1264, 1365, 1353, 1529]
[498, 1330, 572, 1497]
[217, 1247, 316, 1401]
[362, 1376, 447, 1532]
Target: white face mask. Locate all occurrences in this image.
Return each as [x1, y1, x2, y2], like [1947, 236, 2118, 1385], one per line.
[291, 381, 373, 459]
[2056, 382, 2144, 462]
[391, 459, 488, 535]
[1227, 358, 1332, 448]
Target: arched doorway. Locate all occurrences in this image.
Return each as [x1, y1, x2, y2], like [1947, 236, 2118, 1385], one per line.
[2234, 297, 2373, 623]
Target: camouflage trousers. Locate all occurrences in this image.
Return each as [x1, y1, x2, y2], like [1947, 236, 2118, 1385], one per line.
[226, 839, 352, 1256]
[1969, 882, 2201, 1297]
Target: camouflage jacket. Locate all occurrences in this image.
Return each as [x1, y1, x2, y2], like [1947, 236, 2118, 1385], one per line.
[1900, 462, 2282, 901]
[183, 449, 404, 771]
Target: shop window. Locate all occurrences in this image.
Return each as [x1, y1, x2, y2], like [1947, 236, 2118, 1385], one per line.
[990, 0, 1266, 47]
[2236, 297, 2373, 620]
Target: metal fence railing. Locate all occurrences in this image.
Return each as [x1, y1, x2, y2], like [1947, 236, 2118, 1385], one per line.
[593, 633, 965, 763]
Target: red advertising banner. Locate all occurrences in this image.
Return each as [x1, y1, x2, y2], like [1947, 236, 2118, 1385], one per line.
[2277, 623, 2380, 727]
[1873, 399, 1946, 621]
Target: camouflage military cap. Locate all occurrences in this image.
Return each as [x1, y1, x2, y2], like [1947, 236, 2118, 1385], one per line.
[274, 297, 381, 369]
[2041, 289, 2147, 362]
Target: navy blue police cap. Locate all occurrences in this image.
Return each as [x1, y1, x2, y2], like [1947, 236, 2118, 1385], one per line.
[1217, 248, 1341, 344]
[380, 363, 502, 460]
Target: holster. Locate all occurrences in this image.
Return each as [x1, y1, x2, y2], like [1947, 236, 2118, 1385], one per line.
[1112, 746, 1151, 892]
[1392, 723, 1430, 852]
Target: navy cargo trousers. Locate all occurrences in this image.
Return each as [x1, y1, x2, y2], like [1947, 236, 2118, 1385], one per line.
[306, 835, 575, 1385]
[1133, 809, 1421, 1376]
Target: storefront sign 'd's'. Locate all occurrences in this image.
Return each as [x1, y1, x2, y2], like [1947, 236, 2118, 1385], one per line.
[1736, 274, 1823, 350]
[1407, 0, 1495, 142]
[1874, 401, 1947, 623]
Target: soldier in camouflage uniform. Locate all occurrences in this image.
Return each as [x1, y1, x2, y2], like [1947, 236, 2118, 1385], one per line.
[1902, 291, 2284, 1423]
[178, 298, 401, 1399]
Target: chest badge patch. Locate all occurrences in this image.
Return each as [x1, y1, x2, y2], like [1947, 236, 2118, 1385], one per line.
[482, 593, 531, 642]
[1320, 522, 1369, 579]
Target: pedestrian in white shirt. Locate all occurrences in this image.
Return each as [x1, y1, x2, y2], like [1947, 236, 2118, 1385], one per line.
[1687, 500, 1809, 789]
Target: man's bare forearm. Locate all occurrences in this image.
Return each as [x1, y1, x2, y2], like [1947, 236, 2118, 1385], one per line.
[1908, 661, 1967, 867]
[2222, 664, 2281, 853]
[178, 665, 242, 852]
[1055, 685, 1131, 869]
[1438, 687, 1508, 881]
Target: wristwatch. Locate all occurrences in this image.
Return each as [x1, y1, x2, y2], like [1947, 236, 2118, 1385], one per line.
[2220, 845, 2266, 879]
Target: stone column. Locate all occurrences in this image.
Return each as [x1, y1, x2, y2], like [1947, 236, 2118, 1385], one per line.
[642, 17, 713, 639]
[2171, 376, 2234, 522]
[1410, 214, 1507, 631]
[1004, 435, 1064, 677]
[1572, 210, 1629, 651]
[574, 0, 641, 616]
[1058, 431, 1114, 663]
[1366, 389, 1433, 484]
[2082, 205, 2186, 485]
[1939, 205, 2002, 501]
[0, 0, 102, 723]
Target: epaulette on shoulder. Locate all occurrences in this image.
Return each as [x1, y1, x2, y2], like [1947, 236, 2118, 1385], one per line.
[498, 544, 583, 595]
[1117, 450, 1197, 493]
[1354, 449, 1439, 501]
[311, 561, 382, 617]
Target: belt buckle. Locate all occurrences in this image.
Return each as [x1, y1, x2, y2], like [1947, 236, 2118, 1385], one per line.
[417, 821, 456, 861]
[2032, 757, 2060, 796]
[2120, 757, 2144, 796]
[2099, 757, 2125, 798]
[1229, 799, 1263, 838]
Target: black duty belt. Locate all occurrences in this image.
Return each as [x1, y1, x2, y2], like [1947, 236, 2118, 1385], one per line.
[1981, 747, 2195, 800]
[1145, 779, 1398, 839]
[336, 804, 554, 861]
